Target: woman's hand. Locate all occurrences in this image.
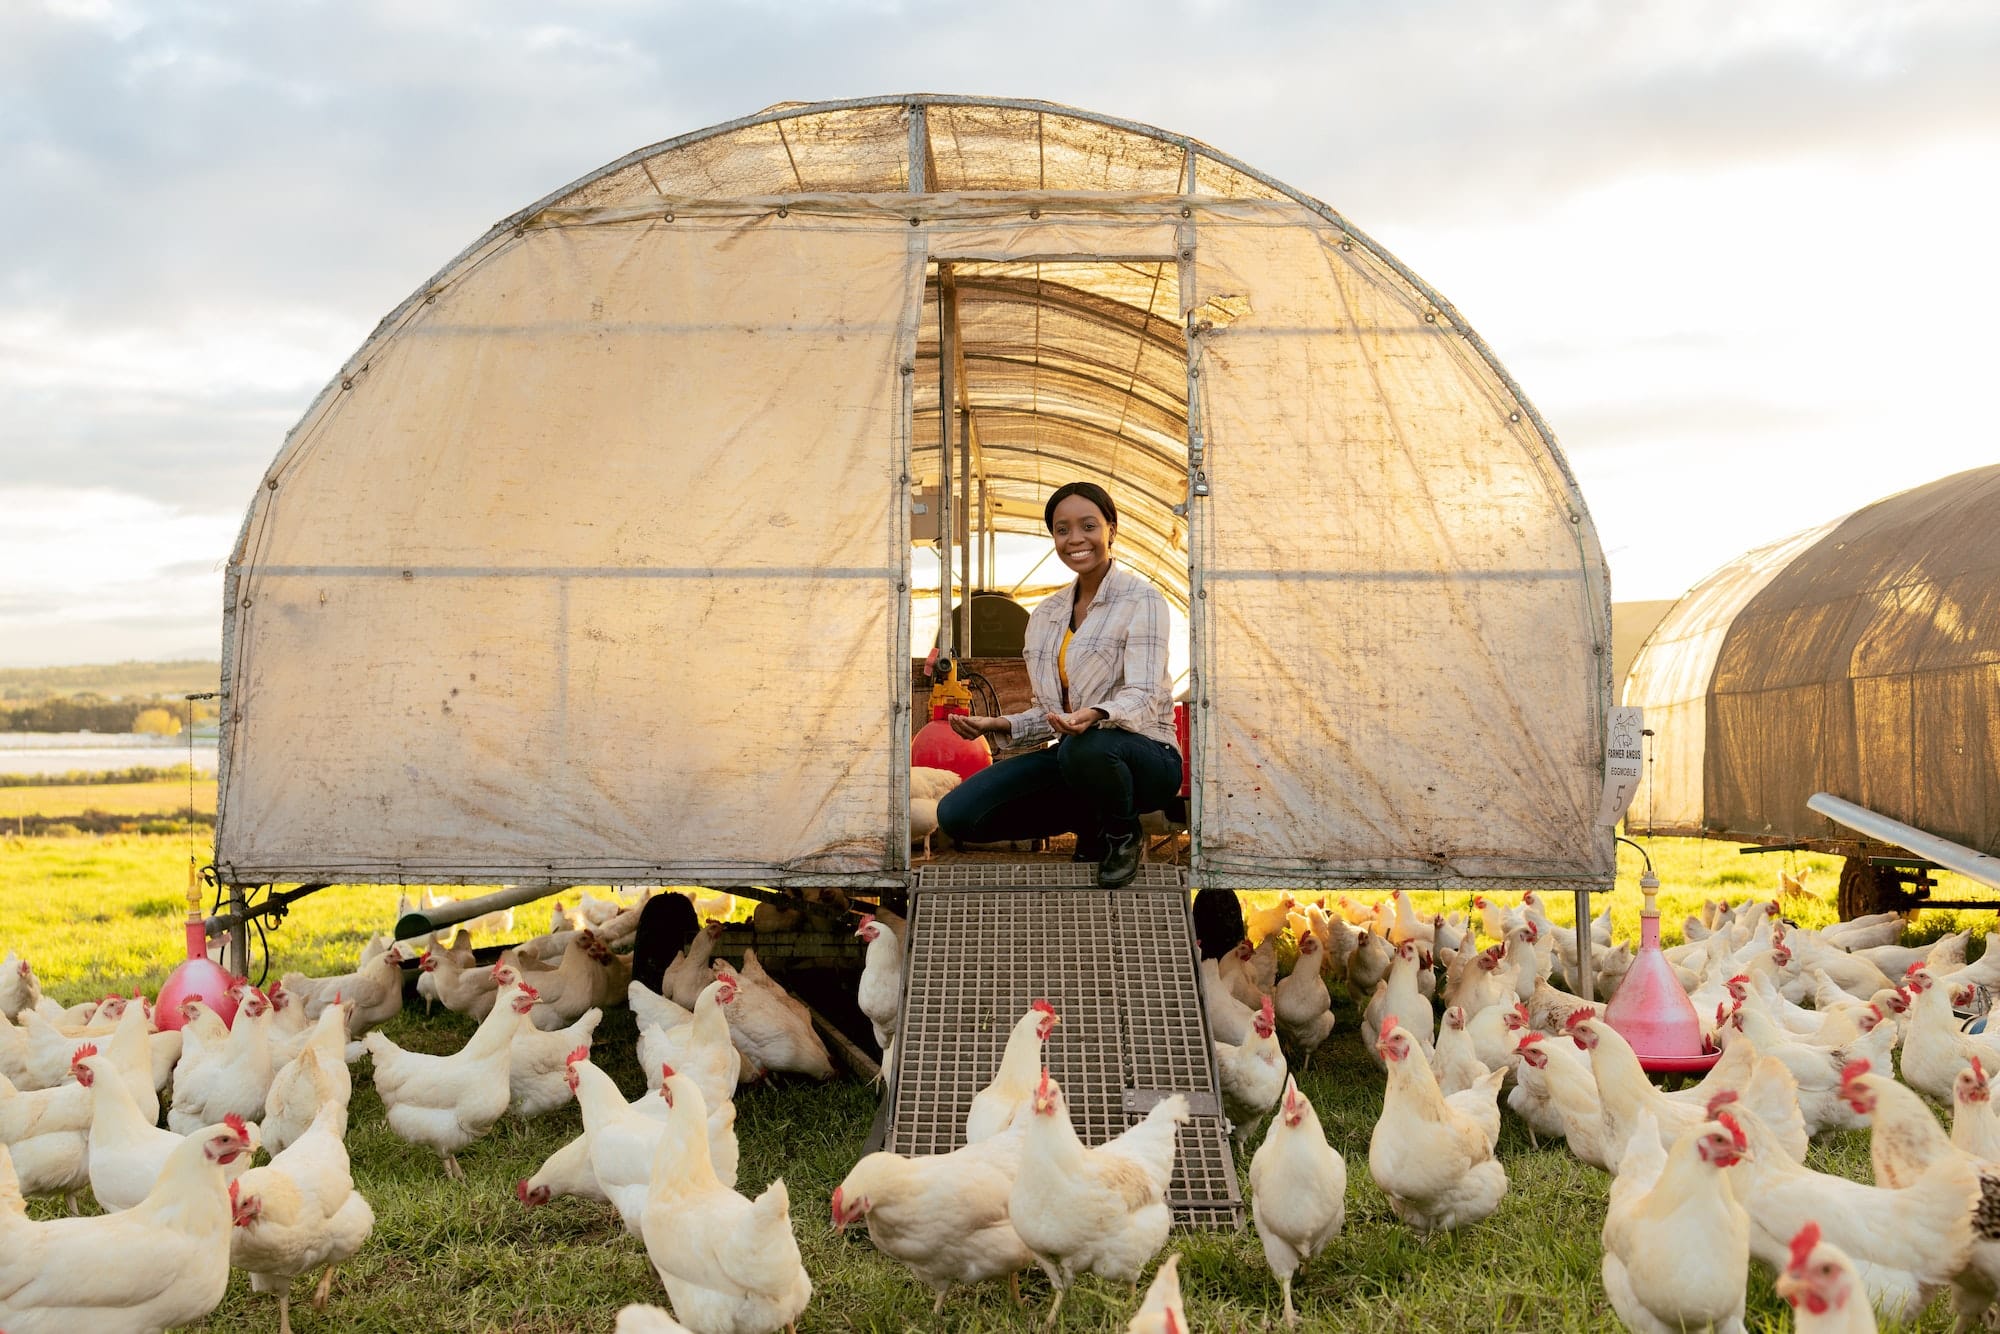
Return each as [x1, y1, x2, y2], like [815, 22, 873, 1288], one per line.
[1046, 708, 1106, 736]
[949, 714, 1007, 740]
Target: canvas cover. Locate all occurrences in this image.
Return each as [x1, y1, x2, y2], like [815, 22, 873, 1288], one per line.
[216, 97, 1614, 889]
[1623, 464, 2000, 854]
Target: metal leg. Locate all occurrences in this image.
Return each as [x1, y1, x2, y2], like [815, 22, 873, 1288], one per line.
[1573, 887, 1594, 1004]
[228, 883, 251, 979]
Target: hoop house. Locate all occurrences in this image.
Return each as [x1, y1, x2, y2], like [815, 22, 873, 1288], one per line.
[1623, 464, 2000, 854]
[214, 96, 1614, 892]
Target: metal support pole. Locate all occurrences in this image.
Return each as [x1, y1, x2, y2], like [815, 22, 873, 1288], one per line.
[936, 264, 956, 660]
[227, 884, 250, 978]
[1573, 887, 1594, 1003]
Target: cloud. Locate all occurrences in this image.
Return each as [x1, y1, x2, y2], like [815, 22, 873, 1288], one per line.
[2, 0, 1997, 661]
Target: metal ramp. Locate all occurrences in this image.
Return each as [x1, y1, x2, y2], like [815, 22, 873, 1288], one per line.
[887, 863, 1242, 1228]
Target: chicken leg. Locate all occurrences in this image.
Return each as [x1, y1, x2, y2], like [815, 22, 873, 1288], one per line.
[443, 1152, 464, 1181]
[1281, 1273, 1298, 1328]
[276, 1291, 294, 1334]
[313, 1264, 338, 1309]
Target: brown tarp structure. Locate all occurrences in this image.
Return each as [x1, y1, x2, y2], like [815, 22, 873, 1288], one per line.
[214, 96, 1614, 891]
[1624, 464, 2000, 853]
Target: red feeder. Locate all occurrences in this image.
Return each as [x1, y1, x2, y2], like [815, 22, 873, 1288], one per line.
[1603, 869, 1716, 1074]
[911, 659, 992, 782]
[154, 862, 239, 1031]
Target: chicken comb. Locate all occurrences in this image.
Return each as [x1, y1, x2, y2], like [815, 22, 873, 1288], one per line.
[518, 983, 540, 1001]
[1031, 999, 1056, 1017]
[564, 1045, 590, 1067]
[856, 913, 875, 929]
[1035, 1068, 1054, 1099]
[224, 1113, 249, 1140]
[1726, 973, 1749, 988]
[1905, 960, 1929, 978]
[1512, 1002, 1531, 1024]
[1515, 1031, 1545, 1048]
[1975, 1056, 1989, 1085]
[1259, 995, 1275, 1023]
[70, 1042, 98, 1065]
[1705, 1089, 1740, 1117]
[1714, 1110, 1747, 1151]
[1563, 1008, 1593, 1030]
[1840, 1058, 1872, 1087]
[1380, 1013, 1398, 1039]
[515, 1179, 532, 1204]
[1787, 1221, 1822, 1273]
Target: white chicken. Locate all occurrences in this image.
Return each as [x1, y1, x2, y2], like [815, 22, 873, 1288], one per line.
[511, 1001, 603, 1120]
[170, 982, 277, 1133]
[832, 1131, 1033, 1312]
[279, 945, 406, 1034]
[0, 1045, 93, 1206]
[1368, 1014, 1506, 1233]
[1362, 940, 1432, 1067]
[1214, 996, 1286, 1147]
[966, 1000, 1059, 1144]
[855, 914, 903, 1050]
[1273, 931, 1335, 1055]
[616, 1305, 700, 1334]
[524, 932, 614, 1029]
[1953, 1056, 2000, 1160]
[520, 1054, 737, 1222]
[1250, 1075, 1345, 1328]
[79, 1048, 252, 1212]
[1008, 1071, 1187, 1326]
[1125, 1252, 1187, 1334]
[664, 923, 727, 1010]
[1429, 1006, 1490, 1097]
[0, 952, 42, 1022]
[1199, 958, 1256, 1047]
[1776, 1222, 1882, 1334]
[420, 950, 506, 1020]
[1599, 1110, 1752, 1334]
[640, 1068, 812, 1334]
[228, 1101, 375, 1334]
[638, 976, 743, 1113]
[715, 952, 834, 1082]
[263, 1005, 354, 1156]
[364, 980, 536, 1178]
[0, 1118, 253, 1334]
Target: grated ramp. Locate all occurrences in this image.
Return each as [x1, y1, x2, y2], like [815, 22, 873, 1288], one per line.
[888, 863, 1241, 1228]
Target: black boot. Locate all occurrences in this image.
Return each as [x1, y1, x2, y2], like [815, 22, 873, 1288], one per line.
[1097, 832, 1140, 888]
[1071, 832, 1106, 864]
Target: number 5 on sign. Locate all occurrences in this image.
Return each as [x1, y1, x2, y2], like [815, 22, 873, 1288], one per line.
[1597, 706, 1645, 828]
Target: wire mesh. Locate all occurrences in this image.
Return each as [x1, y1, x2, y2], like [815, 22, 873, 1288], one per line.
[889, 865, 1241, 1228]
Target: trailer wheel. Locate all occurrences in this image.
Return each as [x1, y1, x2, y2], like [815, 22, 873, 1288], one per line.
[1837, 856, 1884, 921]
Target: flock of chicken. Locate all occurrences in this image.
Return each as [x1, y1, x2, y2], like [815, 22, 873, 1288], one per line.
[4, 877, 1997, 1332]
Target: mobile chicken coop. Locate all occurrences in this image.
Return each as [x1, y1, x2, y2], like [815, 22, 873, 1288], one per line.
[213, 96, 1618, 1224]
[1623, 464, 2000, 918]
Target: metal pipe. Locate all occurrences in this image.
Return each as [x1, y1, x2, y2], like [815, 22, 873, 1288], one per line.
[1806, 793, 2000, 890]
[1572, 887, 1594, 1003]
[393, 881, 572, 941]
[936, 265, 956, 661]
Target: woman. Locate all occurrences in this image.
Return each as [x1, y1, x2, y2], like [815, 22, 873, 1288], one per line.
[937, 482, 1182, 888]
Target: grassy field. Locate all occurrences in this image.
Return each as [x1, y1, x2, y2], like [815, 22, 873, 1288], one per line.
[0, 778, 216, 820]
[1, 830, 1995, 1331]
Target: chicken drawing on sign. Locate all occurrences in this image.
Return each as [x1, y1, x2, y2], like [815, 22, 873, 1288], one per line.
[1596, 706, 1645, 827]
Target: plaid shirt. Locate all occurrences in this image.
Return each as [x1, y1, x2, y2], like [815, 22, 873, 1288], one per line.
[1003, 561, 1178, 749]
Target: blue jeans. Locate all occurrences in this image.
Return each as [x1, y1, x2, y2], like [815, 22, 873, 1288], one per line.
[936, 728, 1183, 850]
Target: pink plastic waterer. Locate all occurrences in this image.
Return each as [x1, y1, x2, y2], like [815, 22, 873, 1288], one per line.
[910, 659, 992, 783]
[153, 861, 239, 1031]
[1603, 867, 1717, 1074]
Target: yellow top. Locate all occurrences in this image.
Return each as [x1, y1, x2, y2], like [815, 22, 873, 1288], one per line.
[1058, 627, 1074, 692]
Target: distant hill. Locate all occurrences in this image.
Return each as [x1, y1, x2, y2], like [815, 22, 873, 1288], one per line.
[1612, 600, 1678, 694]
[0, 660, 222, 703]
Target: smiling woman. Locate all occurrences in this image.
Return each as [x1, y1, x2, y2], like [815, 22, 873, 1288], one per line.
[939, 481, 1182, 888]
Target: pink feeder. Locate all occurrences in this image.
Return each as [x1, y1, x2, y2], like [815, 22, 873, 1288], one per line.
[910, 660, 992, 783]
[153, 865, 238, 1031]
[1603, 867, 1717, 1075]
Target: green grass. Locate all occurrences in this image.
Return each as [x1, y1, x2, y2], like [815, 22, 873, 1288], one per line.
[1, 833, 1991, 1331]
[0, 778, 216, 821]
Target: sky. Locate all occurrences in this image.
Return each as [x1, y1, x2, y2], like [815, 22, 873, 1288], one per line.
[1, 0, 1996, 667]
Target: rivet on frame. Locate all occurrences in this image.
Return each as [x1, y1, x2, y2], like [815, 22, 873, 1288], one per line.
[664, 212, 675, 223]
[1029, 208, 1041, 219]
[1180, 206, 1192, 218]
[425, 293, 437, 305]
[341, 378, 353, 390]
[776, 206, 789, 218]
[1180, 250, 1193, 261]
[909, 216, 921, 227]
[1424, 312, 1437, 323]
[1509, 411, 1522, 423]
[1340, 237, 1354, 252]
[1569, 513, 1581, 525]
[266, 478, 278, 491]
[514, 226, 526, 238]
[402, 569, 415, 581]
[240, 599, 252, 609]
[1594, 645, 1605, 656]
